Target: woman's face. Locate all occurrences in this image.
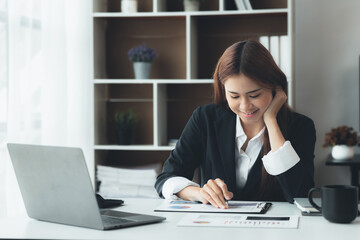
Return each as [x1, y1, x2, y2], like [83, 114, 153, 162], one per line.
[224, 74, 273, 128]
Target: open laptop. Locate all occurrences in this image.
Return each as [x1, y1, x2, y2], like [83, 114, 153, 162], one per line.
[7, 143, 166, 230]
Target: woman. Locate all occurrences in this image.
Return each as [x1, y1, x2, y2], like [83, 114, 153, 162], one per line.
[155, 40, 316, 208]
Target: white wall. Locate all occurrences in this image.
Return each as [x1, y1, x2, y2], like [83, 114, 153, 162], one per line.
[294, 0, 360, 186]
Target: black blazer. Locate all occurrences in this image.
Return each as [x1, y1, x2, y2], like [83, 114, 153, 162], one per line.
[155, 104, 316, 202]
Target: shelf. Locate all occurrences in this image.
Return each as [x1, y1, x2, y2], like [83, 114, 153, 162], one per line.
[156, 84, 213, 145]
[108, 98, 153, 103]
[193, 13, 287, 78]
[93, 0, 288, 13]
[93, 0, 153, 13]
[93, 12, 288, 79]
[326, 154, 360, 167]
[93, 9, 288, 17]
[94, 84, 154, 146]
[91, 0, 293, 186]
[94, 145, 174, 151]
[93, 79, 214, 84]
[107, 84, 153, 99]
[94, 79, 163, 84]
[93, 16, 186, 79]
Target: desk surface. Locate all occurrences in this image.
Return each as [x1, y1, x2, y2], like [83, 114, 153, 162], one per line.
[1, 198, 359, 240]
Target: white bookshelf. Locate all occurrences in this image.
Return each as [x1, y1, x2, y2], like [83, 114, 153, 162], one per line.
[90, 0, 293, 186]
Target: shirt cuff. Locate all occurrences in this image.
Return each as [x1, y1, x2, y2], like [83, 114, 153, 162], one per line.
[262, 141, 300, 176]
[162, 176, 200, 200]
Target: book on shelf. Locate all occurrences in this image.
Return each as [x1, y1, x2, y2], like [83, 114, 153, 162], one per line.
[259, 36, 270, 50]
[279, 35, 291, 77]
[234, 0, 246, 10]
[243, 0, 253, 10]
[270, 35, 280, 66]
[96, 164, 161, 199]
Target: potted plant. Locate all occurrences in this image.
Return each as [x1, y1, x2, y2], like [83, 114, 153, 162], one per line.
[323, 125, 360, 160]
[180, 0, 204, 11]
[114, 109, 139, 145]
[128, 44, 158, 79]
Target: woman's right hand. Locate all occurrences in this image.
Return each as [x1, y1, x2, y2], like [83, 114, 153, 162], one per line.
[177, 178, 234, 209]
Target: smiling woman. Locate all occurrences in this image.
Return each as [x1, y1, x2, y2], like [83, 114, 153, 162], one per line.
[224, 75, 273, 135]
[155, 40, 316, 208]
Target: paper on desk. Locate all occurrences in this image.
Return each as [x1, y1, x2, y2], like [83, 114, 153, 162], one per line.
[177, 214, 299, 228]
[154, 200, 270, 214]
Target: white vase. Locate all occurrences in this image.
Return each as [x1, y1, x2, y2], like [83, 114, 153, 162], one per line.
[121, 0, 137, 13]
[183, 0, 200, 12]
[133, 62, 152, 79]
[331, 145, 354, 160]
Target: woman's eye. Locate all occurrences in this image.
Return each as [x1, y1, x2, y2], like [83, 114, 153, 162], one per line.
[230, 96, 239, 99]
[249, 94, 261, 99]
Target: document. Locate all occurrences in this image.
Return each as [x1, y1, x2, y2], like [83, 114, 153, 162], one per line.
[154, 200, 271, 214]
[177, 214, 299, 228]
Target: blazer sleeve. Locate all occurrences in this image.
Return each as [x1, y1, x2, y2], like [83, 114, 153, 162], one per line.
[154, 107, 204, 198]
[276, 114, 316, 202]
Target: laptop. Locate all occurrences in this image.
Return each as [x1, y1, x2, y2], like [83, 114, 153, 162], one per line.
[7, 143, 166, 230]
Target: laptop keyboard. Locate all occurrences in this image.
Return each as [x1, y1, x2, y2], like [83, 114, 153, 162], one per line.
[101, 215, 135, 227]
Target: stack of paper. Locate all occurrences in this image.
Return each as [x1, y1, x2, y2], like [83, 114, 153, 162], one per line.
[97, 164, 160, 198]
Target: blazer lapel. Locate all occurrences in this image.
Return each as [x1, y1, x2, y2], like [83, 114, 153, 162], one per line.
[214, 109, 237, 192]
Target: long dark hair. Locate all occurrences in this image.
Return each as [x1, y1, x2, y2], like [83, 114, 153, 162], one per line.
[213, 40, 291, 199]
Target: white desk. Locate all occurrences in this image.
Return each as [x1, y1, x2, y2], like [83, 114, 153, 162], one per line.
[0, 198, 359, 240]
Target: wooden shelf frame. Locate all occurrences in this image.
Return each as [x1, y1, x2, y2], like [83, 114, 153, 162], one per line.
[90, 0, 294, 183]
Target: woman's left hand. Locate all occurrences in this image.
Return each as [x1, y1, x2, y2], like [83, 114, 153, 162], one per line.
[263, 88, 287, 124]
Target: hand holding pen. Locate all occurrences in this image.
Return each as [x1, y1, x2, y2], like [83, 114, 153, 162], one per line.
[198, 178, 234, 209]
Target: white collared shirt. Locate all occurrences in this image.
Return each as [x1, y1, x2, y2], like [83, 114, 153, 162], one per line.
[235, 117, 265, 189]
[161, 117, 300, 200]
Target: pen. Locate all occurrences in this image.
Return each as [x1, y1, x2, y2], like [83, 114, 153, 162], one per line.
[194, 200, 228, 204]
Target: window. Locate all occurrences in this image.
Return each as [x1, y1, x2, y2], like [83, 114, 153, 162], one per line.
[0, 0, 7, 143]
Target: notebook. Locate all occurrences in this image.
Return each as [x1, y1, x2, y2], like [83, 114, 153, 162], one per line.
[7, 143, 166, 230]
[155, 200, 271, 214]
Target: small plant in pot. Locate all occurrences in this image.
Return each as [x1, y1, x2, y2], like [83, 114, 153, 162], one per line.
[128, 44, 158, 79]
[323, 125, 360, 160]
[114, 109, 139, 145]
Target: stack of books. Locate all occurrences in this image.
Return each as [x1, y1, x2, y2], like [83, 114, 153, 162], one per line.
[96, 164, 160, 199]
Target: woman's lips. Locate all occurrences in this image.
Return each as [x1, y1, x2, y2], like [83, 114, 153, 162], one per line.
[241, 109, 259, 118]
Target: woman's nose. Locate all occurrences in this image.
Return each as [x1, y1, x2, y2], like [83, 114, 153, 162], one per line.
[239, 97, 252, 110]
